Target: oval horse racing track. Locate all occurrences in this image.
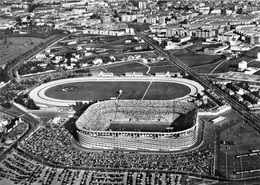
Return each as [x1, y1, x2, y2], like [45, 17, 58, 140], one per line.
[29, 76, 204, 107]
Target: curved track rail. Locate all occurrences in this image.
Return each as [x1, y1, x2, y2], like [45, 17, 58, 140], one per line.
[29, 76, 204, 107]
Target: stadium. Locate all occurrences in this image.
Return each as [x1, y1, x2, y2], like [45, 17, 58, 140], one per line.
[28, 76, 203, 151]
[76, 99, 199, 151]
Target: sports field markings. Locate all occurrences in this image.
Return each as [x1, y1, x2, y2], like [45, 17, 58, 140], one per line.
[141, 80, 153, 100]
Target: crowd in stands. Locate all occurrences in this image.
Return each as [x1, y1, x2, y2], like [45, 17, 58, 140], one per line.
[19, 124, 214, 176]
[118, 108, 161, 122]
[82, 128, 195, 139]
[77, 100, 197, 131]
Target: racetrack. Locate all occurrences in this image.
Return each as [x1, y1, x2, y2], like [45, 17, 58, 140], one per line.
[29, 76, 204, 107]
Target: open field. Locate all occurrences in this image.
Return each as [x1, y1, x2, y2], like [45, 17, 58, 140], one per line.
[61, 35, 147, 50]
[149, 65, 180, 74]
[106, 52, 224, 74]
[97, 52, 224, 75]
[174, 53, 224, 67]
[44, 81, 191, 101]
[69, 34, 134, 44]
[193, 62, 225, 73]
[0, 37, 43, 66]
[148, 61, 179, 74]
[149, 53, 224, 74]
[104, 61, 149, 74]
[143, 82, 190, 100]
[243, 46, 260, 58]
[124, 51, 158, 58]
[110, 120, 174, 132]
[213, 47, 260, 73]
[213, 57, 254, 73]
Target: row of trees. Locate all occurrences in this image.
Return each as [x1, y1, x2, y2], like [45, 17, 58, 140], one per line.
[18, 61, 56, 76]
[14, 94, 40, 110]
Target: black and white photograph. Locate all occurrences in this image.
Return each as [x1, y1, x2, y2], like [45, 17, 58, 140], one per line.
[1, 0, 260, 184]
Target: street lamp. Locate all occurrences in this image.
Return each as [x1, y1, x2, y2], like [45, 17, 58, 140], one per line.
[117, 90, 123, 100]
[114, 90, 123, 122]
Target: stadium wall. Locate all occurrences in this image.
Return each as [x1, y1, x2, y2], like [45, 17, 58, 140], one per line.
[76, 100, 199, 151]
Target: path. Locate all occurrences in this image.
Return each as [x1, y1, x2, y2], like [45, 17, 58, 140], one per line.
[137, 61, 150, 74]
[141, 80, 153, 100]
[210, 59, 229, 74]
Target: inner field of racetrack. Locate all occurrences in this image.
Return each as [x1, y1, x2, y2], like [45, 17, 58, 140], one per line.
[44, 81, 191, 101]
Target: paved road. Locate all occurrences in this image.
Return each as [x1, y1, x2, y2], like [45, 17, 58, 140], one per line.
[135, 31, 260, 133]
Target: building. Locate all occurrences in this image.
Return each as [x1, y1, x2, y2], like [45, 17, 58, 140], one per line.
[76, 100, 199, 151]
[257, 53, 260, 61]
[238, 61, 247, 71]
[138, 1, 147, 10]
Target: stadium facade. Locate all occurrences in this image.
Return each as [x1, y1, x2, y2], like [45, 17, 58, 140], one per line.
[76, 100, 199, 151]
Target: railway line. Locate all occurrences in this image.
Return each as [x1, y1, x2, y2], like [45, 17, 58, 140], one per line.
[135, 32, 260, 132]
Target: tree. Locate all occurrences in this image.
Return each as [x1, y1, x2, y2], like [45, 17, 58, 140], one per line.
[1, 101, 12, 108]
[179, 20, 188, 24]
[102, 56, 110, 64]
[71, 101, 95, 113]
[14, 95, 25, 105]
[65, 52, 72, 66]
[196, 93, 202, 100]
[26, 98, 40, 110]
[0, 67, 9, 82]
[28, 4, 38, 12]
[75, 62, 81, 68]
[15, 16, 22, 26]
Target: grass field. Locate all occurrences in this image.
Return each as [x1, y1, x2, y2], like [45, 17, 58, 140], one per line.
[213, 57, 253, 73]
[109, 122, 174, 132]
[0, 37, 43, 66]
[243, 46, 260, 58]
[213, 47, 260, 73]
[104, 62, 149, 74]
[148, 61, 179, 74]
[44, 81, 191, 101]
[174, 53, 224, 67]
[100, 52, 224, 74]
[148, 54, 224, 74]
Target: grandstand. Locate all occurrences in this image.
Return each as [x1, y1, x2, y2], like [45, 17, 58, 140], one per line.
[76, 100, 199, 151]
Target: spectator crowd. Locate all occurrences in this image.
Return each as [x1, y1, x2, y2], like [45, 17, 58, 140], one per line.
[77, 100, 196, 131]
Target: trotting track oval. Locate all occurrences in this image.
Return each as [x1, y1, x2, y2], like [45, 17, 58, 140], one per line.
[29, 77, 204, 107]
